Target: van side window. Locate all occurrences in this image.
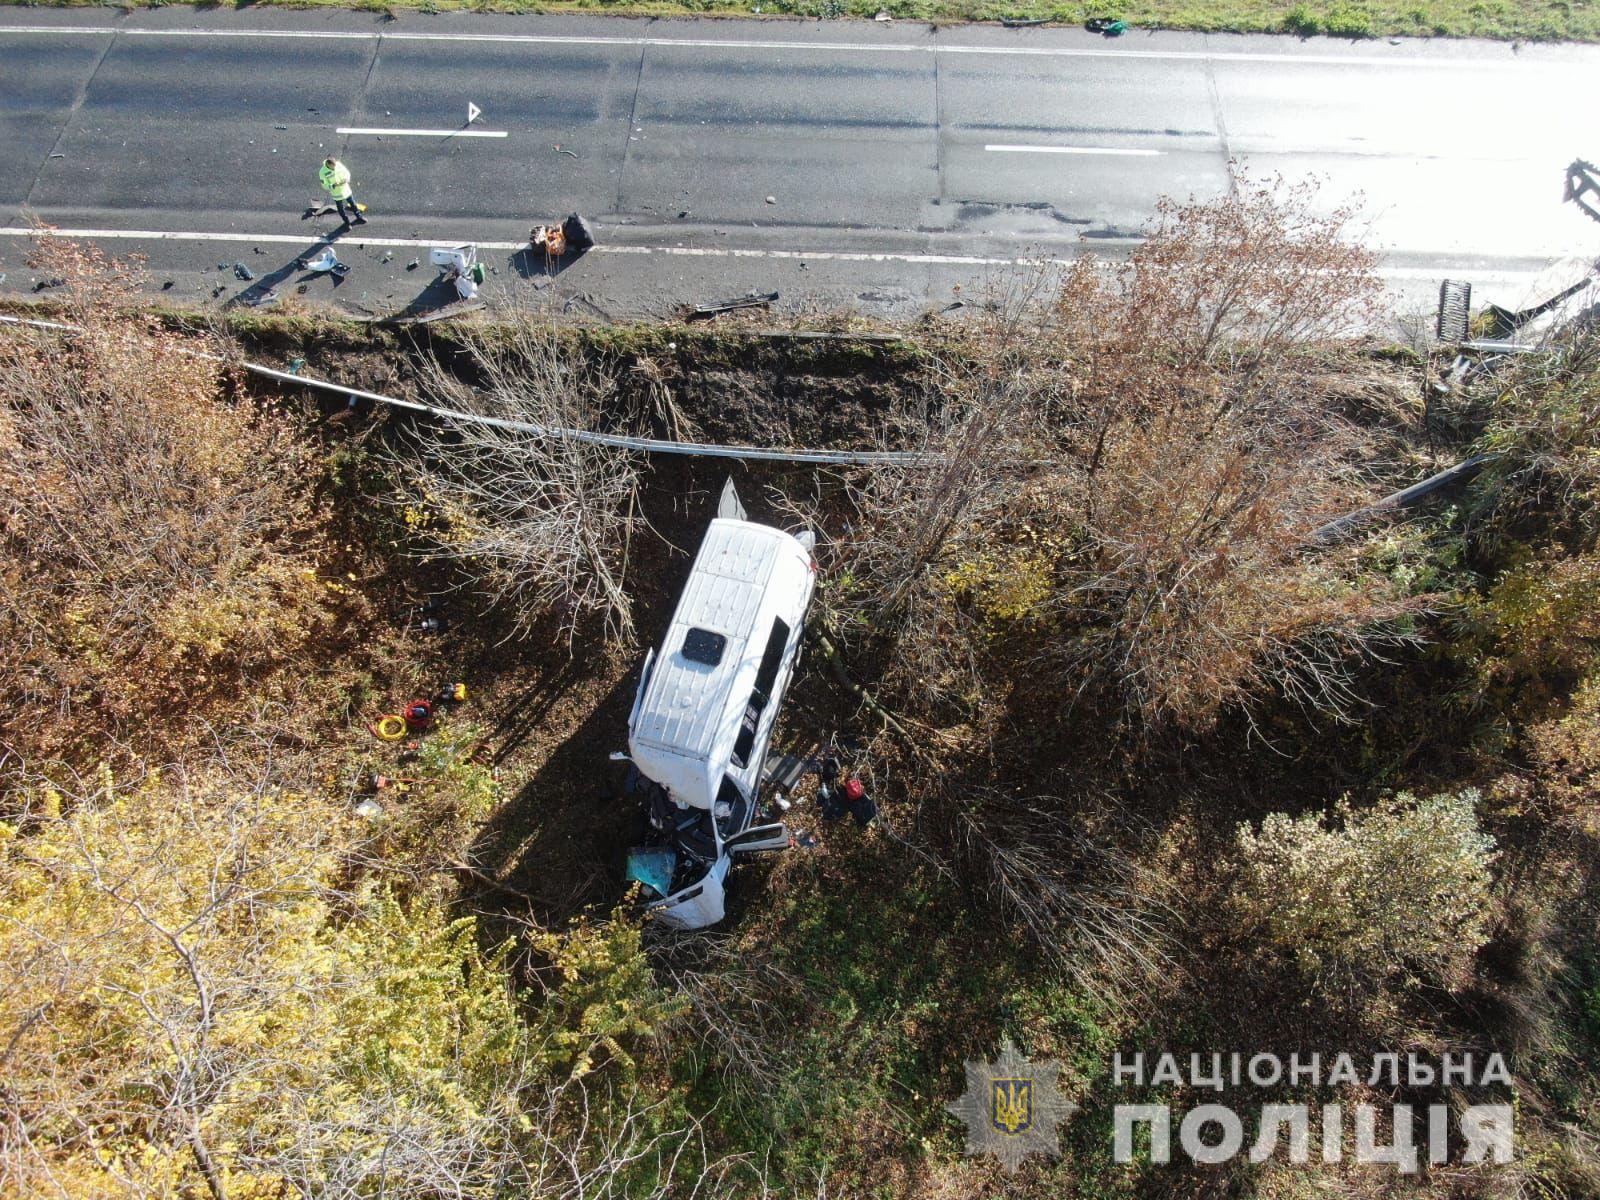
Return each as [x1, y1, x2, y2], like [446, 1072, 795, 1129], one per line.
[732, 617, 791, 768]
[715, 775, 749, 837]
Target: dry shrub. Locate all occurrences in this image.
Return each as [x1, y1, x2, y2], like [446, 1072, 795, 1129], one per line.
[823, 174, 1422, 732]
[0, 237, 327, 764]
[395, 316, 642, 646]
[650, 931, 804, 1114]
[1045, 382, 1421, 728]
[951, 789, 1176, 1005]
[811, 284, 1054, 710]
[1475, 323, 1600, 546]
[1035, 175, 1416, 728]
[1523, 671, 1600, 816]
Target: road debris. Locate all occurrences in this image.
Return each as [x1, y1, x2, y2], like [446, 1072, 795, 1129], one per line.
[1564, 159, 1600, 225]
[302, 247, 350, 279]
[689, 291, 779, 319]
[553, 144, 579, 158]
[234, 262, 255, 281]
[765, 195, 777, 204]
[430, 245, 484, 300]
[387, 301, 487, 328]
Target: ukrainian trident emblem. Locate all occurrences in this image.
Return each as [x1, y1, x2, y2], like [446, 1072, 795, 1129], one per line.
[948, 1038, 1077, 1173]
[992, 1078, 1034, 1135]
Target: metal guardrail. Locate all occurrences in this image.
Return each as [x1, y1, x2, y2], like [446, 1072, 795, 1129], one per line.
[1308, 454, 1497, 544]
[0, 314, 924, 466]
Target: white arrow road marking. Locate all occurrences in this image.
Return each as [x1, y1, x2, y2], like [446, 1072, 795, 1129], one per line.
[338, 126, 508, 138]
[467, 102, 482, 124]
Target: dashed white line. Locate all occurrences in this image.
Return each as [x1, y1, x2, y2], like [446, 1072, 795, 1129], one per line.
[0, 225, 1557, 284]
[338, 126, 509, 138]
[0, 23, 1585, 71]
[985, 144, 1163, 156]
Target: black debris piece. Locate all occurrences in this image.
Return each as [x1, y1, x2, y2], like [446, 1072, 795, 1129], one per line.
[562, 212, 596, 250]
[689, 291, 779, 319]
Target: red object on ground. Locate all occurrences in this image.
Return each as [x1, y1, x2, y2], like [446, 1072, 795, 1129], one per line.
[844, 778, 865, 801]
[403, 698, 435, 730]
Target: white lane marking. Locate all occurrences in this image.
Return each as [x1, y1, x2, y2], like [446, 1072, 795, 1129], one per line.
[0, 23, 1584, 71]
[0, 226, 1012, 265]
[338, 126, 508, 138]
[0, 226, 1560, 282]
[985, 144, 1162, 156]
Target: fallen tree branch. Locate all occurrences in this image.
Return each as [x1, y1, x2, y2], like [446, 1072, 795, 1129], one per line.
[809, 623, 916, 743]
[445, 859, 540, 907]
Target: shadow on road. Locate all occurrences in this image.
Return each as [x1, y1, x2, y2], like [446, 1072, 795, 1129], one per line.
[510, 245, 588, 281]
[226, 227, 354, 310]
[379, 274, 469, 323]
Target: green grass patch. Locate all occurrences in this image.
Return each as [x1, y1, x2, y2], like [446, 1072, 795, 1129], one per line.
[15, 0, 1600, 41]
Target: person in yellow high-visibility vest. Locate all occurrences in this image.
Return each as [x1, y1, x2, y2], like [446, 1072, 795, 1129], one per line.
[319, 157, 367, 227]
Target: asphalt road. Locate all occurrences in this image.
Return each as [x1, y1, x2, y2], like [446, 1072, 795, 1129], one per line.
[2, 8, 1599, 322]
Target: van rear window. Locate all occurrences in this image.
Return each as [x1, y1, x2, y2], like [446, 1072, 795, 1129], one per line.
[682, 627, 726, 667]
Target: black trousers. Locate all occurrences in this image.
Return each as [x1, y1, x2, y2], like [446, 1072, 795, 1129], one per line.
[334, 194, 364, 222]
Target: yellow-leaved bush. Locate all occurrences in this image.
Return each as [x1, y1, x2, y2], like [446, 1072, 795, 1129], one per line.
[0, 771, 674, 1199]
[1233, 790, 1497, 997]
[0, 237, 329, 764]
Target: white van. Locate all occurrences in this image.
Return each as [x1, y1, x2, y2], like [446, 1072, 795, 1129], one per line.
[621, 493, 816, 929]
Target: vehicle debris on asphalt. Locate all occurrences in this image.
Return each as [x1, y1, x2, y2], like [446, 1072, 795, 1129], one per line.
[690, 291, 779, 318]
[429, 244, 485, 300]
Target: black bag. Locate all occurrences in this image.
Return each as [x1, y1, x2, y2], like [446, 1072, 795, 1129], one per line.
[562, 213, 596, 251]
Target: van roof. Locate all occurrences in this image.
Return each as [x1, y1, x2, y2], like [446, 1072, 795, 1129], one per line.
[629, 519, 813, 806]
